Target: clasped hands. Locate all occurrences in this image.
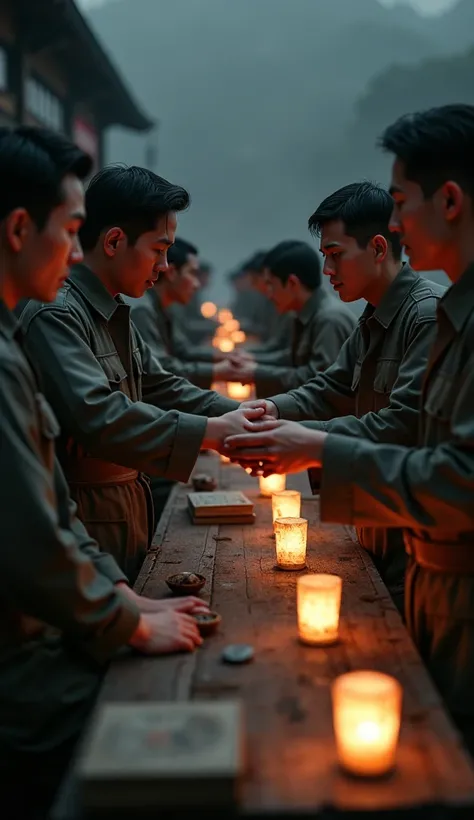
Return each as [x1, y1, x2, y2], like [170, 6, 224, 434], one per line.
[221, 399, 328, 475]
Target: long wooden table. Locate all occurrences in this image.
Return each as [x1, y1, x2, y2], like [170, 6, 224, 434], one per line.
[54, 454, 474, 818]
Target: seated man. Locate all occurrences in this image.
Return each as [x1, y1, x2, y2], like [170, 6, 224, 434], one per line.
[226, 181, 446, 612]
[0, 126, 206, 819]
[130, 238, 226, 389]
[223, 240, 356, 395]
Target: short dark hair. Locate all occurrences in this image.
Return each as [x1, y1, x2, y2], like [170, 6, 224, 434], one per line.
[379, 104, 474, 199]
[80, 164, 190, 251]
[241, 251, 267, 274]
[0, 125, 92, 229]
[266, 241, 321, 291]
[262, 240, 304, 271]
[167, 237, 198, 269]
[309, 181, 401, 262]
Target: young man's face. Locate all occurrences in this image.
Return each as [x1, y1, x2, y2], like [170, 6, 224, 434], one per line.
[320, 219, 380, 304]
[114, 212, 177, 298]
[166, 253, 200, 305]
[389, 158, 449, 272]
[12, 174, 85, 303]
[264, 269, 294, 314]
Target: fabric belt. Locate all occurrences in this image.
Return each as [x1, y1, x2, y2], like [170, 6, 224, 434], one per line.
[64, 458, 139, 487]
[404, 532, 474, 574]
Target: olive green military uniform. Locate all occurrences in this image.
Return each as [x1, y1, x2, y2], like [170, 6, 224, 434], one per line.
[270, 267, 446, 612]
[245, 310, 294, 364]
[130, 289, 215, 389]
[0, 299, 139, 812]
[19, 265, 238, 582]
[312, 264, 474, 749]
[254, 288, 356, 397]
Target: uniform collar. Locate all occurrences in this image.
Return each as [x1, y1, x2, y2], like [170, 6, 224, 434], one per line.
[0, 299, 19, 340]
[439, 263, 474, 333]
[360, 263, 420, 329]
[69, 264, 124, 321]
[297, 288, 327, 325]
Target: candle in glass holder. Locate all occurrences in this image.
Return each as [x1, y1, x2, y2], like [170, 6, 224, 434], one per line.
[259, 473, 286, 497]
[297, 574, 342, 645]
[227, 382, 251, 401]
[332, 671, 402, 777]
[274, 517, 308, 570]
[218, 338, 235, 353]
[272, 489, 301, 523]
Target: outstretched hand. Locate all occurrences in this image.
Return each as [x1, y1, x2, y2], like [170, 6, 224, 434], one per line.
[224, 419, 328, 475]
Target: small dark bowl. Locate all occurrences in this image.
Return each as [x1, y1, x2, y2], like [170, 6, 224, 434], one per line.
[166, 572, 206, 596]
[192, 474, 217, 492]
[194, 611, 222, 636]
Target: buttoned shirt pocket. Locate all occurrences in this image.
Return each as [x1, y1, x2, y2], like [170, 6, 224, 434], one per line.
[97, 353, 129, 395]
[373, 359, 400, 394]
[34, 392, 60, 472]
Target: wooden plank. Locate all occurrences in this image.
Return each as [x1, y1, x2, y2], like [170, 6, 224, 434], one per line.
[54, 454, 474, 818]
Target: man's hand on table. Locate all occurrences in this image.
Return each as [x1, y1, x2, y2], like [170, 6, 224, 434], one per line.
[117, 583, 209, 615]
[129, 610, 203, 654]
[224, 418, 328, 475]
[203, 405, 273, 452]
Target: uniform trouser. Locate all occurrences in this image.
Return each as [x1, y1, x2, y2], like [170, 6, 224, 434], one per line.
[406, 559, 474, 759]
[0, 633, 103, 819]
[70, 476, 153, 585]
[357, 526, 407, 617]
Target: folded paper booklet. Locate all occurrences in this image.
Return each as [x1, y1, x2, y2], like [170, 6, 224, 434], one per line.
[188, 491, 254, 518]
[77, 701, 244, 810]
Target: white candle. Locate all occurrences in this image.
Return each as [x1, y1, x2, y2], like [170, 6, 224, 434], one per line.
[227, 382, 252, 401]
[259, 474, 286, 497]
[274, 517, 307, 570]
[272, 490, 301, 523]
[332, 671, 402, 777]
[297, 574, 342, 645]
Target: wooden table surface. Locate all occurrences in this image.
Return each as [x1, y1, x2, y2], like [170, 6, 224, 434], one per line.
[54, 454, 474, 818]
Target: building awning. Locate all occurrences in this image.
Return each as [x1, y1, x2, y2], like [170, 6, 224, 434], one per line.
[18, 0, 154, 132]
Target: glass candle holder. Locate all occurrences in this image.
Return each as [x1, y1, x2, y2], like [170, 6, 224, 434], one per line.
[272, 490, 301, 523]
[274, 517, 308, 570]
[332, 670, 403, 777]
[297, 574, 342, 645]
[259, 474, 286, 497]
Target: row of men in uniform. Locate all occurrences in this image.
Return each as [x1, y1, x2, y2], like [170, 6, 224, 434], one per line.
[0, 102, 473, 815]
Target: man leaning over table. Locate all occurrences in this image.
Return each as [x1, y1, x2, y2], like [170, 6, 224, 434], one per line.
[226, 104, 474, 757]
[19, 165, 265, 583]
[228, 180, 446, 612]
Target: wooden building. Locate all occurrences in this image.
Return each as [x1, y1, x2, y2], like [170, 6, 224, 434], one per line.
[0, 0, 153, 170]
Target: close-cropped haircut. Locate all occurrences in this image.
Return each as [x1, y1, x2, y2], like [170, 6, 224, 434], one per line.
[0, 125, 92, 229]
[80, 164, 190, 251]
[167, 238, 198, 269]
[267, 241, 321, 291]
[309, 181, 401, 261]
[379, 104, 474, 199]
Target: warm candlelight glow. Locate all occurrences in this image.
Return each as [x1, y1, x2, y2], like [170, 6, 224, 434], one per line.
[223, 319, 240, 333]
[218, 338, 235, 353]
[259, 474, 286, 497]
[332, 671, 402, 777]
[231, 330, 246, 344]
[212, 337, 222, 348]
[274, 517, 307, 570]
[297, 574, 342, 645]
[272, 490, 301, 523]
[220, 453, 231, 464]
[200, 301, 217, 319]
[215, 325, 230, 338]
[227, 382, 251, 401]
[217, 308, 233, 324]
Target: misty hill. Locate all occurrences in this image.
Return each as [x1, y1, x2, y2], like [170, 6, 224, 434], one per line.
[85, 0, 472, 298]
